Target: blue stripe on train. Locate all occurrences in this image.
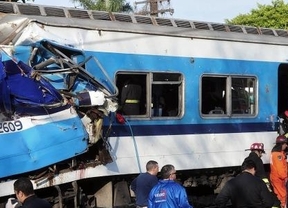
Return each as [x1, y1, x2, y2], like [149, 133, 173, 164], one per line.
[110, 122, 277, 137]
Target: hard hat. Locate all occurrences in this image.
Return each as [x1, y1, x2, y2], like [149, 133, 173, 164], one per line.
[245, 143, 265, 153]
[276, 135, 287, 144]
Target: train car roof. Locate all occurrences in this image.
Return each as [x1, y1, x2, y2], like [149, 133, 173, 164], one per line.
[1, 1, 288, 45]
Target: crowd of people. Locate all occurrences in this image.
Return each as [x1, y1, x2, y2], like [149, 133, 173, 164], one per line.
[215, 139, 284, 208]
[215, 134, 288, 208]
[131, 134, 288, 208]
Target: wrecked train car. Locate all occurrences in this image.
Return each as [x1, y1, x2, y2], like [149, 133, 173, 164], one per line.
[1, 1, 288, 207]
[0, 2, 120, 206]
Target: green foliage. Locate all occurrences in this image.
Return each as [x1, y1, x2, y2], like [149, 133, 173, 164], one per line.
[226, 0, 288, 29]
[71, 0, 133, 12]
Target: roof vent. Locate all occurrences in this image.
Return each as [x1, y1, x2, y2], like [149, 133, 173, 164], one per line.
[174, 20, 192, 28]
[244, 26, 259, 35]
[193, 22, 210, 30]
[156, 18, 173, 26]
[275, 29, 288, 37]
[18, 4, 41, 15]
[260, 28, 275, 36]
[44, 7, 66, 17]
[135, 16, 153, 25]
[211, 23, 227, 32]
[0, 2, 14, 13]
[228, 25, 244, 33]
[91, 11, 111, 21]
[68, 9, 90, 19]
[114, 13, 132, 23]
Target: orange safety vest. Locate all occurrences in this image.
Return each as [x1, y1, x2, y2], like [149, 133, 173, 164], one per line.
[270, 151, 287, 207]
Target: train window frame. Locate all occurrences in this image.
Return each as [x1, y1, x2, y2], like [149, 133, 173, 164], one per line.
[115, 71, 183, 119]
[200, 75, 257, 117]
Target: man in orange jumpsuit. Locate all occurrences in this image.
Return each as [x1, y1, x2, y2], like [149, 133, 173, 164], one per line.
[270, 135, 288, 208]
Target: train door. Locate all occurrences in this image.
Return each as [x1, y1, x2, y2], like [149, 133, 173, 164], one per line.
[278, 64, 288, 115]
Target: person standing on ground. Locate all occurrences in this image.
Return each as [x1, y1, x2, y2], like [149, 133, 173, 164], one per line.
[215, 159, 274, 208]
[270, 135, 288, 208]
[148, 164, 192, 208]
[131, 160, 159, 208]
[244, 142, 280, 207]
[6, 177, 52, 208]
[244, 143, 267, 179]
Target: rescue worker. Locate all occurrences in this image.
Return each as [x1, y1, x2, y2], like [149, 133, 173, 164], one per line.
[215, 159, 275, 208]
[244, 143, 267, 179]
[270, 135, 288, 208]
[244, 143, 281, 207]
[278, 110, 288, 136]
[120, 78, 142, 115]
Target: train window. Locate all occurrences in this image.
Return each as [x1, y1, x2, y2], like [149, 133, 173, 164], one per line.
[232, 77, 256, 115]
[116, 72, 183, 118]
[152, 73, 182, 117]
[201, 75, 257, 116]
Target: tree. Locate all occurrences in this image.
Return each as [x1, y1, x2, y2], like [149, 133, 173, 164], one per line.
[226, 0, 288, 29]
[71, 0, 133, 12]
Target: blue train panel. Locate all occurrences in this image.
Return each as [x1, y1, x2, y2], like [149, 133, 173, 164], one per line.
[0, 56, 89, 178]
[0, 107, 88, 178]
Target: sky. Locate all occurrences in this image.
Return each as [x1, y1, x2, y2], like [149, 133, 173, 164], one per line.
[31, 0, 285, 23]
